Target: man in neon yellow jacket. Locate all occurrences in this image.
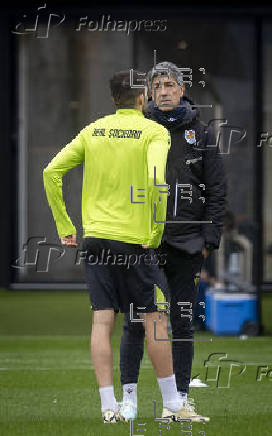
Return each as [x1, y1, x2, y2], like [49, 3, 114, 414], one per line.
[43, 81, 169, 248]
[43, 70, 185, 423]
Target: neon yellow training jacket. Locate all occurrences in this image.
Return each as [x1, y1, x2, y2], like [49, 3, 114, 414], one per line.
[43, 108, 170, 248]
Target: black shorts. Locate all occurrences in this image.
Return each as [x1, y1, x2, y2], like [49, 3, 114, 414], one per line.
[83, 237, 168, 313]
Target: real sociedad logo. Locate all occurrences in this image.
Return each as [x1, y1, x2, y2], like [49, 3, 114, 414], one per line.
[185, 129, 196, 144]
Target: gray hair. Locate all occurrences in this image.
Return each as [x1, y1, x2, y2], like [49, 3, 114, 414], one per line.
[146, 61, 183, 90]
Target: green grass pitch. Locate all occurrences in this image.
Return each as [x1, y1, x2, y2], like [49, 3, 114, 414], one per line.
[0, 289, 272, 436]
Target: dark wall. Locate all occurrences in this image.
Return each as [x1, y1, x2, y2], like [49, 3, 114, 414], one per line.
[0, 13, 13, 288]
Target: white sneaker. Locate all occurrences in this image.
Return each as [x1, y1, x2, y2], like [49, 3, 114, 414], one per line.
[189, 378, 208, 388]
[180, 396, 210, 423]
[119, 400, 138, 422]
[162, 396, 209, 423]
[103, 409, 120, 423]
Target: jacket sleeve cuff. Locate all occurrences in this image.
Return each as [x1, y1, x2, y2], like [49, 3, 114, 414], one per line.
[58, 225, 77, 239]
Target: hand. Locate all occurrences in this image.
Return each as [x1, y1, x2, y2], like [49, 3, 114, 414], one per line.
[61, 234, 77, 247]
[142, 245, 149, 249]
[202, 247, 210, 259]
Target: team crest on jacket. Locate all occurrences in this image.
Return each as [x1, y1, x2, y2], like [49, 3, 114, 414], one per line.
[185, 129, 196, 144]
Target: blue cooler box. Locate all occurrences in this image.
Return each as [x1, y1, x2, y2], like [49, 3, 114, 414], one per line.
[209, 293, 257, 335]
[205, 287, 226, 330]
[204, 290, 214, 330]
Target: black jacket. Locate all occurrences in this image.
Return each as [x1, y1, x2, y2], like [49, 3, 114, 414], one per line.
[146, 97, 227, 254]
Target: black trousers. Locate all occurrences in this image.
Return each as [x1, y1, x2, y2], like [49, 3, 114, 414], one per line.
[120, 241, 204, 393]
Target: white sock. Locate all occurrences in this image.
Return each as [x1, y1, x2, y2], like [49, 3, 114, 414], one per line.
[157, 374, 182, 412]
[123, 383, 137, 404]
[99, 385, 118, 413]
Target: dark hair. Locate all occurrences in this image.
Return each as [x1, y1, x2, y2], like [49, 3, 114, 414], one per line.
[147, 61, 183, 91]
[110, 70, 145, 109]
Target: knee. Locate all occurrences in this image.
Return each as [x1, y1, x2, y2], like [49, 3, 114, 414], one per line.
[144, 312, 168, 339]
[92, 310, 115, 334]
[124, 321, 145, 339]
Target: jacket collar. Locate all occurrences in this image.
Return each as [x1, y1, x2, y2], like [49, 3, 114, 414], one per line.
[116, 108, 144, 117]
[145, 96, 199, 129]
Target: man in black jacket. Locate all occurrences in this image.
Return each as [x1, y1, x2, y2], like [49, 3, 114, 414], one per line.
[119, 62, 227, 422]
